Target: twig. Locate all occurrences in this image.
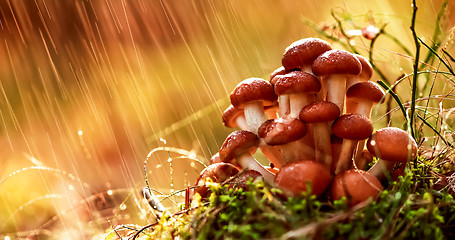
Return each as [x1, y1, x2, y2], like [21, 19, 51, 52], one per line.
[409, 0, 421, 139]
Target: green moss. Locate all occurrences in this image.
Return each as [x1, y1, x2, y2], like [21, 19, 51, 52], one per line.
[143, 159, 455, 240]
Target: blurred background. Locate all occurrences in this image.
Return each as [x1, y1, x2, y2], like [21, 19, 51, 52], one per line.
[0, 0, 454, 238]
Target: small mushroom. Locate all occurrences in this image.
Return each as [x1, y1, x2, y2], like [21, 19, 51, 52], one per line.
[312, 49, 362, 113]
[345, 81, 385, 167]
[219, 130, 276, 185]
[282, 38, 332, 73]
[230, 78, 278, 134]
[275, 160, 331, 197]
[258, 117, 308, 164]
[222, 105, 248, 130]
[300, 101, 340, 168]
[273, 71, 321, 118]
[345, 81, 385, 117]
[366, 127, 418, 180]
[194, 162, 240, 198]
[331, 169, 383, 206]
[332, 114, 373, 174]
[269, 66, 294, 116]
[346, 55, 373, 89]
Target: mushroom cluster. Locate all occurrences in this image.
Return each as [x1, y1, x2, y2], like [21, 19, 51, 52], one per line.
[194, 37, 418, 206]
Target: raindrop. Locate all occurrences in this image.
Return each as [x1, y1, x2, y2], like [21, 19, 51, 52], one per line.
[120, 203, 127, 210]
[107, 190, 113, 196]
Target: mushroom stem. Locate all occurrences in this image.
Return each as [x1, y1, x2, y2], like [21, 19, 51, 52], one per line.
[312, 122, 332, 168]
[289, 94, 312, 118]
[279, 95, 290, 116]
[366, 160, 395, 180]
[355, 102, 373, 118]
[244, 101, 267, 134]
[326, 74, 347, 113]
[259, 139, 286, 168]
[334, 139, 358, 174]
[235, 114, 248, 130]
[236, 153, 276, 186]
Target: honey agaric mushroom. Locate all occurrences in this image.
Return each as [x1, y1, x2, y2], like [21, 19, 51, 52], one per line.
[269, 66, 295, 116]
[194, 162, 240, 198]
[219, 130, 276, 185]
[366, 127, 418, 180]
[258, 117, 308, 164]
[312, 49, 362, 113]
[346, 55, 373, 89]
[275, 160, 331, 197]
[273, 71, 321, 118]
[282, 38, 332, 73]
[222, 105, 248, 130]
[300, 101, 340, 168]
[346, 81, 385, 167]
[332, 114, 373, 174]
[230, 78, 278, 134]
[331, 169, 383, 206]
[346, 81, 385, 117]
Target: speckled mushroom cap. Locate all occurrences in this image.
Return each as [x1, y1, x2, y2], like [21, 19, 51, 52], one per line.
[331, 169, 383, 206]
[258, 117, 307, 145]
[354, 54, 373, 80]
[273, 71, 321, 96]
[219, 130, 260, 162]
[366, 127, 418, 163]
[275, 160, 331, 197]
[299, 101, 340, 123]
[346, 81, 385, 104]
[332, 113, 373, 140]
[282, 38, 332, 70]
[230, 78, 278, 109]
[222, 105, 243, 128]
[312, 49, 362, 76]
[270, 66, 299, 85]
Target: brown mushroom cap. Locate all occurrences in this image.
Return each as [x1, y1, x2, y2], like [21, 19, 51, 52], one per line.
[299, 101, 340, 123]
[230, 78, 277, 109]
[331, 169, 383, 206]
[275, 160, 331, 197]
[366, 127, 418, 163]
[258, 117, 307, 145]
[346, 81, 385, 104]
[354, 54, 373, 80]
[222, 105, 244, 128]
[219, 130, 259, 162]
[228, 170, 262, 190]
[282, 38, 332, 70]
[273, 71, 321, 96]
[332, 114, 373, 140]
[194, 162, 240, 198]
[312, 49, 362, 76]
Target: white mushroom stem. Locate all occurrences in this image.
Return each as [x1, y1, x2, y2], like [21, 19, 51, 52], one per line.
[367, 160, 395, 180]
[289, 94, 314, 118]
[355, 102, 373, 118]
[334, 139, 358, 174]
[312, 122, 332, 168]
[259, 139, 285, 168]
[351, 102, 373, 168]
[235, 114, 249, 130]
[236, 153, 276, 186]
[244, 101, 267, 135]
[326, 74, 347, 113]
[279, 95, 290, 116]
[289, 93, 316, 161]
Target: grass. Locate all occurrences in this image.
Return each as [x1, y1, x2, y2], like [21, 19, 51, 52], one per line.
[100, 1, 455, 239]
